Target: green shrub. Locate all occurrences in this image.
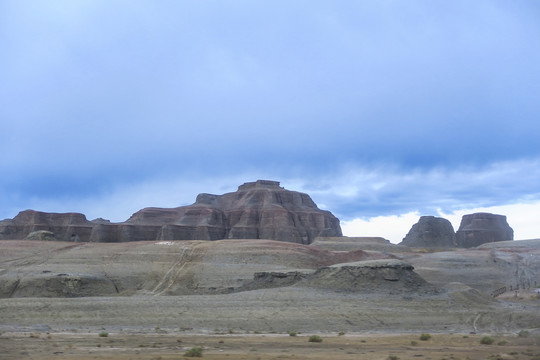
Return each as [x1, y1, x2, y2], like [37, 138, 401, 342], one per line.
[419, 333, 431, 341]
[338, 331, 345, 336]
[518, 330, 530, 338]
[308, 335, 323, 343]
[480, 336, 495, 345]
[497, 340, 508, 346]
[98, 331, 108, 337]
[184, 346, 203, 357]
[288, 330, 297, 337]
[387, 356, 400, 360]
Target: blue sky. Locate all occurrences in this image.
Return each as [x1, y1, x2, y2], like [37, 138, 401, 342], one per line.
[1, 1, 540, 242]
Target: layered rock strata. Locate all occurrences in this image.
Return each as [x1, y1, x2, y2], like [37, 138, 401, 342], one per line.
[400, 216, 457, 248]
[455, 212, 514, 247]
[0, 180, 342, 244]
[242, 259, 439, 295]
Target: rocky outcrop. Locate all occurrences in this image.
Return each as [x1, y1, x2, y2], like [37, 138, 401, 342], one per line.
[455, 213, 513, 248]
[304, 259, 440, 294]
[25, 230, 56, 241]
[0, 211, 94, 242]
[400, 216, 456, 248]
[240, 259, 440, 295]
[2, 273, 118, 298]
[0, 180, 342, 244]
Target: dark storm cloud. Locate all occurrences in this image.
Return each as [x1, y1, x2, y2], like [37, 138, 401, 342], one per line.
[1, 1, 539, 226]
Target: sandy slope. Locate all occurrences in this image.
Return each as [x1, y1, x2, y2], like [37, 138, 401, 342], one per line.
[0, 239, 539, 335]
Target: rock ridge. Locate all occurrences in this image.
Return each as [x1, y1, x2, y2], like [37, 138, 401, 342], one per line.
[240, 259, 439, 294]
[0, 180, 342, 244]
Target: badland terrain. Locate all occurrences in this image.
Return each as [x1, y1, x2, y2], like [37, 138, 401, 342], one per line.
[1, 180, 539, 359]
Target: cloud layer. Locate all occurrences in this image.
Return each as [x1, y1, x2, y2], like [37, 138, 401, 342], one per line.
[1, 1, 539, 240]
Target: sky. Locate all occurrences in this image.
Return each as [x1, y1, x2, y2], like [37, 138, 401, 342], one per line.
[1, 1, 540, 243]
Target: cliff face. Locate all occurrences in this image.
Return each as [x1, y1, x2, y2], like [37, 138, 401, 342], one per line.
[400, 216, 457, 248]
[0, 211, 94, 242]
[455, 212, 513, 248]
[0, 180, 342, 244]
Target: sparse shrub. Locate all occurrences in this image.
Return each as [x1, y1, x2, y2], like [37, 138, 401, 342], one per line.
[98, 331, 109, 337]
[497, 340, 507, 346]
[419, 333, 431, 341]
[184, 346, 203, 357]
[480, 336, 495, 345]
[462, 335, 469, 338]
[308, 335, 323, 343]
[289, 330, 297, 337]
[518, 330, 530, 337]
[410, 340, 418, 346]
[387, 356, 400, 360]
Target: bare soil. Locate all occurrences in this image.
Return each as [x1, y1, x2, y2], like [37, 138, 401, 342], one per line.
[1, 331, 539, 360]
[1, 239, 540, 359]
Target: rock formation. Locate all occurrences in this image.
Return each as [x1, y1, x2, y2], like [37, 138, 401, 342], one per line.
[0, 211, 94, 242]
[0, 180, 342, 244]
[242, 259, 440, 295]
[304, 259, 440, 294]
[400, 216, 457, 248]
[455, 212, 513, 248]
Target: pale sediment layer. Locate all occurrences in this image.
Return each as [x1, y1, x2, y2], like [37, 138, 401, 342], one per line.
[1, 239, 540, 334]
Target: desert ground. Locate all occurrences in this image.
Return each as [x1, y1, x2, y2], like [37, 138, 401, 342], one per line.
[2, 331, 540, 360]
[1, 237, 539, 359]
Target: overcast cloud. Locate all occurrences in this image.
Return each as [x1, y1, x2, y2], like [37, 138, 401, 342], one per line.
[1, 1, 539, 242]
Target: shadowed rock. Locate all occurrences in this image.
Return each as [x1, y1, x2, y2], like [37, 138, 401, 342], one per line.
[304, 259, 440, 294]
[241, 259, 440, 295]
[400, 216, 456, 248]
[455, 213, 513, 248]
[0, 180, 342, 244]
[25, 230, 56, 241]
